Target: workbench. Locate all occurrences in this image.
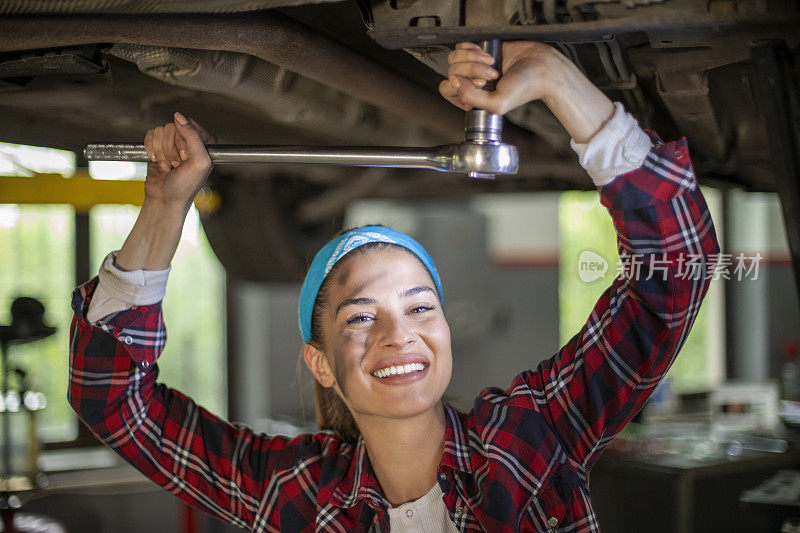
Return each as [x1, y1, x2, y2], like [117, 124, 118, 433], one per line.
[589, 443, 800, 533]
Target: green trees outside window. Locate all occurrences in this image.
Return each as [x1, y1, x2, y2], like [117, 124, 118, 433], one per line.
[558, 189, 724, 394]
[1, 143, 226, 444]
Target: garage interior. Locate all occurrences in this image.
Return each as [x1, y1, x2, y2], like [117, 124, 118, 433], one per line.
[1, 1, 800, 532]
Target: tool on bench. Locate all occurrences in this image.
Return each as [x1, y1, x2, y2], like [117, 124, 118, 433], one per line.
[84, 40, 518, 180]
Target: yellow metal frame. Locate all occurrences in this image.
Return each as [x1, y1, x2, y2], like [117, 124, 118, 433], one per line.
[0, 170, 220, 213]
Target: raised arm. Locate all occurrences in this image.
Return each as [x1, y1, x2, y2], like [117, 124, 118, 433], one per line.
[68, 115, 337, 529]
[115, 112, 214, 271]
[442, 42, 720, 469]
[526, 129, 718, 469]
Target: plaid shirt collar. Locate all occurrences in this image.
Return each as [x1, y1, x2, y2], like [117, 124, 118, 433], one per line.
[327, 401, 471, 510]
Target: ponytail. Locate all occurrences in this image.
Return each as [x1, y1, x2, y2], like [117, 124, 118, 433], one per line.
[314, 380, 360, 444]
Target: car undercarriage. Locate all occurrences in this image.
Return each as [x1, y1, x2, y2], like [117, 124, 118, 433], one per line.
[0, 0, 798, 289]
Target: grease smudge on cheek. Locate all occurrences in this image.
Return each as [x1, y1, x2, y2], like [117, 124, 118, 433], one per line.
[340, 328, 369, 350]
[337, 330, 370, 378]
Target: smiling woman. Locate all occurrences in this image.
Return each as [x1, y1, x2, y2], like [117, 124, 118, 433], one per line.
[305, 237, 446, 445]
[67, 40, 720, 532]
[300, 236, 454, 507]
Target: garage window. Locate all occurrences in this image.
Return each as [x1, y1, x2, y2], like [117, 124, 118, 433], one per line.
[89, 204, 227, 419]
[0, 143, 227, 446]
[0, 204, 77, 442]
[559, 188, 725, 394]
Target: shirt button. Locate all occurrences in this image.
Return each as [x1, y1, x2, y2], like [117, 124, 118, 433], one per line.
[141, 360, 150, 368]
[122, 335, 133, 345]
[674, 150, 683, 159]
[455, 507, 463, 515]
[547, 516, 559, 527]
[438, 472, 447, 481]
[405, 510, 413, 518]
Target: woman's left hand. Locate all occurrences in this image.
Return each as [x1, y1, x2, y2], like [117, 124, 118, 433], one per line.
[439, 40, 615, 143]
[439, 41, 564, 115]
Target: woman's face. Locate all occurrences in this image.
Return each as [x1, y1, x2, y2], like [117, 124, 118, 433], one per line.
[316, 247, 452, 421]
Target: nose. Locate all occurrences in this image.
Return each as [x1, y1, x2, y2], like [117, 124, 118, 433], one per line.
[378, 312, 415, 348]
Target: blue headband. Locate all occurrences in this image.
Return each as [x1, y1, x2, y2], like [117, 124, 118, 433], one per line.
[298, 226, 443, 343]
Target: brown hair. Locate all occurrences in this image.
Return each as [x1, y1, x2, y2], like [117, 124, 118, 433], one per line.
[306, 241, 413, 444]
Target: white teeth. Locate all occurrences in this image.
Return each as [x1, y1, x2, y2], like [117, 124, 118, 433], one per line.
[372, 362, 425, 378]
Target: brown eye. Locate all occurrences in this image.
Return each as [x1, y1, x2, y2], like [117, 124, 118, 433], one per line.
[346, 313, 373, 324]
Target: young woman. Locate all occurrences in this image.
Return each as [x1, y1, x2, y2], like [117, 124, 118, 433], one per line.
[69, 41, 719, 532]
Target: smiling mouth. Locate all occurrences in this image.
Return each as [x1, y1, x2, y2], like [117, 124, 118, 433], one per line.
[371, 362, 426, 379]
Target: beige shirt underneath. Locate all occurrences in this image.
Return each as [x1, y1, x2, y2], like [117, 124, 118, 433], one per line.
[386, 483, 459, 533]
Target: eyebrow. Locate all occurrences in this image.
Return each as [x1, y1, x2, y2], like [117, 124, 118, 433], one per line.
[335, 297, 376, 316]
[400, 285, 436, 298]
[334, 286, 436, 317]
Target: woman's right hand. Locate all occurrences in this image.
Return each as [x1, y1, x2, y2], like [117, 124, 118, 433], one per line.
[114, 113, 216, 271]
[143, 112, 216, 212]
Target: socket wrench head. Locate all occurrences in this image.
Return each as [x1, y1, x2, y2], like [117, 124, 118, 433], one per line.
[443, 141, 519, 177]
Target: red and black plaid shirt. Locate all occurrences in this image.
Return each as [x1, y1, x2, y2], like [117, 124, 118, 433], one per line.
[69, 132, 719, 532]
